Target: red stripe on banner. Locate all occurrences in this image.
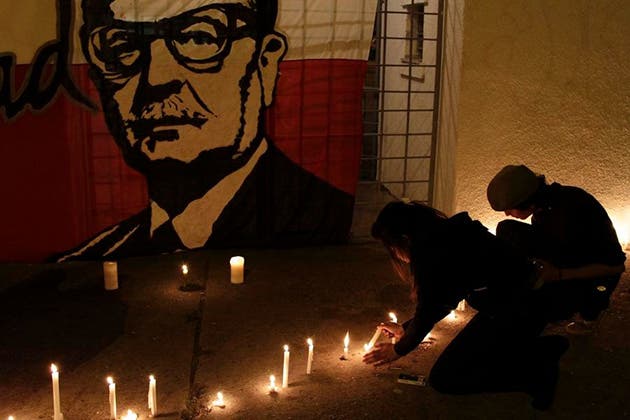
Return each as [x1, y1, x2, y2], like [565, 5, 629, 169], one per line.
[267, 59, 366, 197]
[0, 65, 149, 262]
[0, 59, 366, 262]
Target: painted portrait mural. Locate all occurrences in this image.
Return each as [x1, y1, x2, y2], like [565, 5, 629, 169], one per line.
[0, 1, 377, 262]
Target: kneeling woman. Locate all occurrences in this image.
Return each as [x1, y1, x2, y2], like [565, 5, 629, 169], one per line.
[363, 201, 568, 410]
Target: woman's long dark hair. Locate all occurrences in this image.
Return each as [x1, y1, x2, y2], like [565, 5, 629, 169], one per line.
[371, 200, 447, 298]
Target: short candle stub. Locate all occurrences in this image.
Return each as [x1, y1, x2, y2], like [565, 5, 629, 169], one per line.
[103, 261, 119, 291]
[179, 263, 204, 292]
[230, 256, 245, 284]
[212, 392, 226, 409]
[268, 375, 279, 395]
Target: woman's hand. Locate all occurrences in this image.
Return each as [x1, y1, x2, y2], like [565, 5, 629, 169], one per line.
[362, 342, 401, 367]
[533, 259, 562, 286]
[379, 322, 404, 340]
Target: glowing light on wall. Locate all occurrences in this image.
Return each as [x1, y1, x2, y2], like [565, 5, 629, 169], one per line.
[610, 210, 630, 251]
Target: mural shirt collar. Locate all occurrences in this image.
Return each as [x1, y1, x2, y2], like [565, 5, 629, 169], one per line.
[149, 138, 268, 249]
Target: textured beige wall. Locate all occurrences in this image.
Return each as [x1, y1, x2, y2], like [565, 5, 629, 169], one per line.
[454, 0, 630, 245]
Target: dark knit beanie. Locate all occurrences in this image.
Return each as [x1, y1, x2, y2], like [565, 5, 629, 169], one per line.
[487, 165, 539, 211]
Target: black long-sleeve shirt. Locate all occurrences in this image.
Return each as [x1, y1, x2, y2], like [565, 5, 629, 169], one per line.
[531, 183, 626, 268]
[394, 212, 535, 356]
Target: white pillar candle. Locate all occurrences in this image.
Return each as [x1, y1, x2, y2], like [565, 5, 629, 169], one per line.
[306, 338, 314, 374]
[343, 331, 350, 358]
[366, 327, 381, 350]
[229, 256, 244, 284]
[103, 261, 118, 290]
[282, 345, 290, 388]
[50, 364, 63, 420]
[107, 377, 117, 420]
[148, 375, 157, 417]
[388, 312, 398, 344]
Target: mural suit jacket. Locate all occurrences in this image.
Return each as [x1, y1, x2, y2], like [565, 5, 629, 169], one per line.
[53, 145, 354, 262]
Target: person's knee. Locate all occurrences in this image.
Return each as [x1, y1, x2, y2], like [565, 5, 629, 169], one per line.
[428, 362, 458, 394]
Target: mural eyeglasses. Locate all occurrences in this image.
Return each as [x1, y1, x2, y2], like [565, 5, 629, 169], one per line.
[87, 4, 258, 79]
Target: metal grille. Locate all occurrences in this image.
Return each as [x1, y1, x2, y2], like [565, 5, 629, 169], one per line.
[352, 0, 444, 238]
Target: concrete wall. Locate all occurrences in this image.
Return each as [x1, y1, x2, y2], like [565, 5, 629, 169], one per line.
[453, 0, 630, 246]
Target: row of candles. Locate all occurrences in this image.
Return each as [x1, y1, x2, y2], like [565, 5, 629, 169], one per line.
[103, 258, 246, 291]
[4, 323, 386, 419]
[5, 304, 468, 419]
[11, 365, 220, 420]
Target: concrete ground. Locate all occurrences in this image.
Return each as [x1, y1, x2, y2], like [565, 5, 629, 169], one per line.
[1, 243, 629, 419]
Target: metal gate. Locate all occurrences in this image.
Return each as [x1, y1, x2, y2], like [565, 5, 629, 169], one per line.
[352, 0, 445, 238]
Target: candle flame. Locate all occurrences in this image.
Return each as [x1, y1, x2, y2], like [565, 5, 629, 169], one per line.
[307, 338, 313, 347]
[9, 416, 15, 420]
[344, 331, 349, 348]
[121, 410, 137, 420]
[283, 344, 289, 352]
[149, 374, 155, 382]
[182, 264, 188, 275]
[107, 376, 114, 385]
[364, 343, 371, 352]
[388, 312, 398, 323]
[50, 364, 58, 374]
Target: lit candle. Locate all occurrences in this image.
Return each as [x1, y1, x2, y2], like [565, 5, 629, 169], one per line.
[343, 331, 350, 358]
[121, 410, 137, 420]
[282, 345, 290, 388]
[107, 376, 117, 420]
[212, 391, 226, 408]
[103, 261, 118, 290]
[50, 364, 63, 420]
[268, 375, 278, 394]
[388, 312, 398, 344]
[306, 338, 314, 374]
[366, 327, 381, 351]
[148, 375, 157, 417]
[229, 256, 245, 284]
[182, 264, 189, 276]
[8, 416, 15, 420]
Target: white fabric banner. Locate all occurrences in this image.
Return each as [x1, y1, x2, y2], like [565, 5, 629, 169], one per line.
[0, 0, 377, 64]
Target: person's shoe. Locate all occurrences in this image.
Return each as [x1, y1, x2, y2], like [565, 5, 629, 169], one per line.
[565, 319, 595, 335]
[529, 335, 569, 410]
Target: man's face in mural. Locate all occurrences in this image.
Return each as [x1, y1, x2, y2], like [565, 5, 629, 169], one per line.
[82, 0, 286, 171]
